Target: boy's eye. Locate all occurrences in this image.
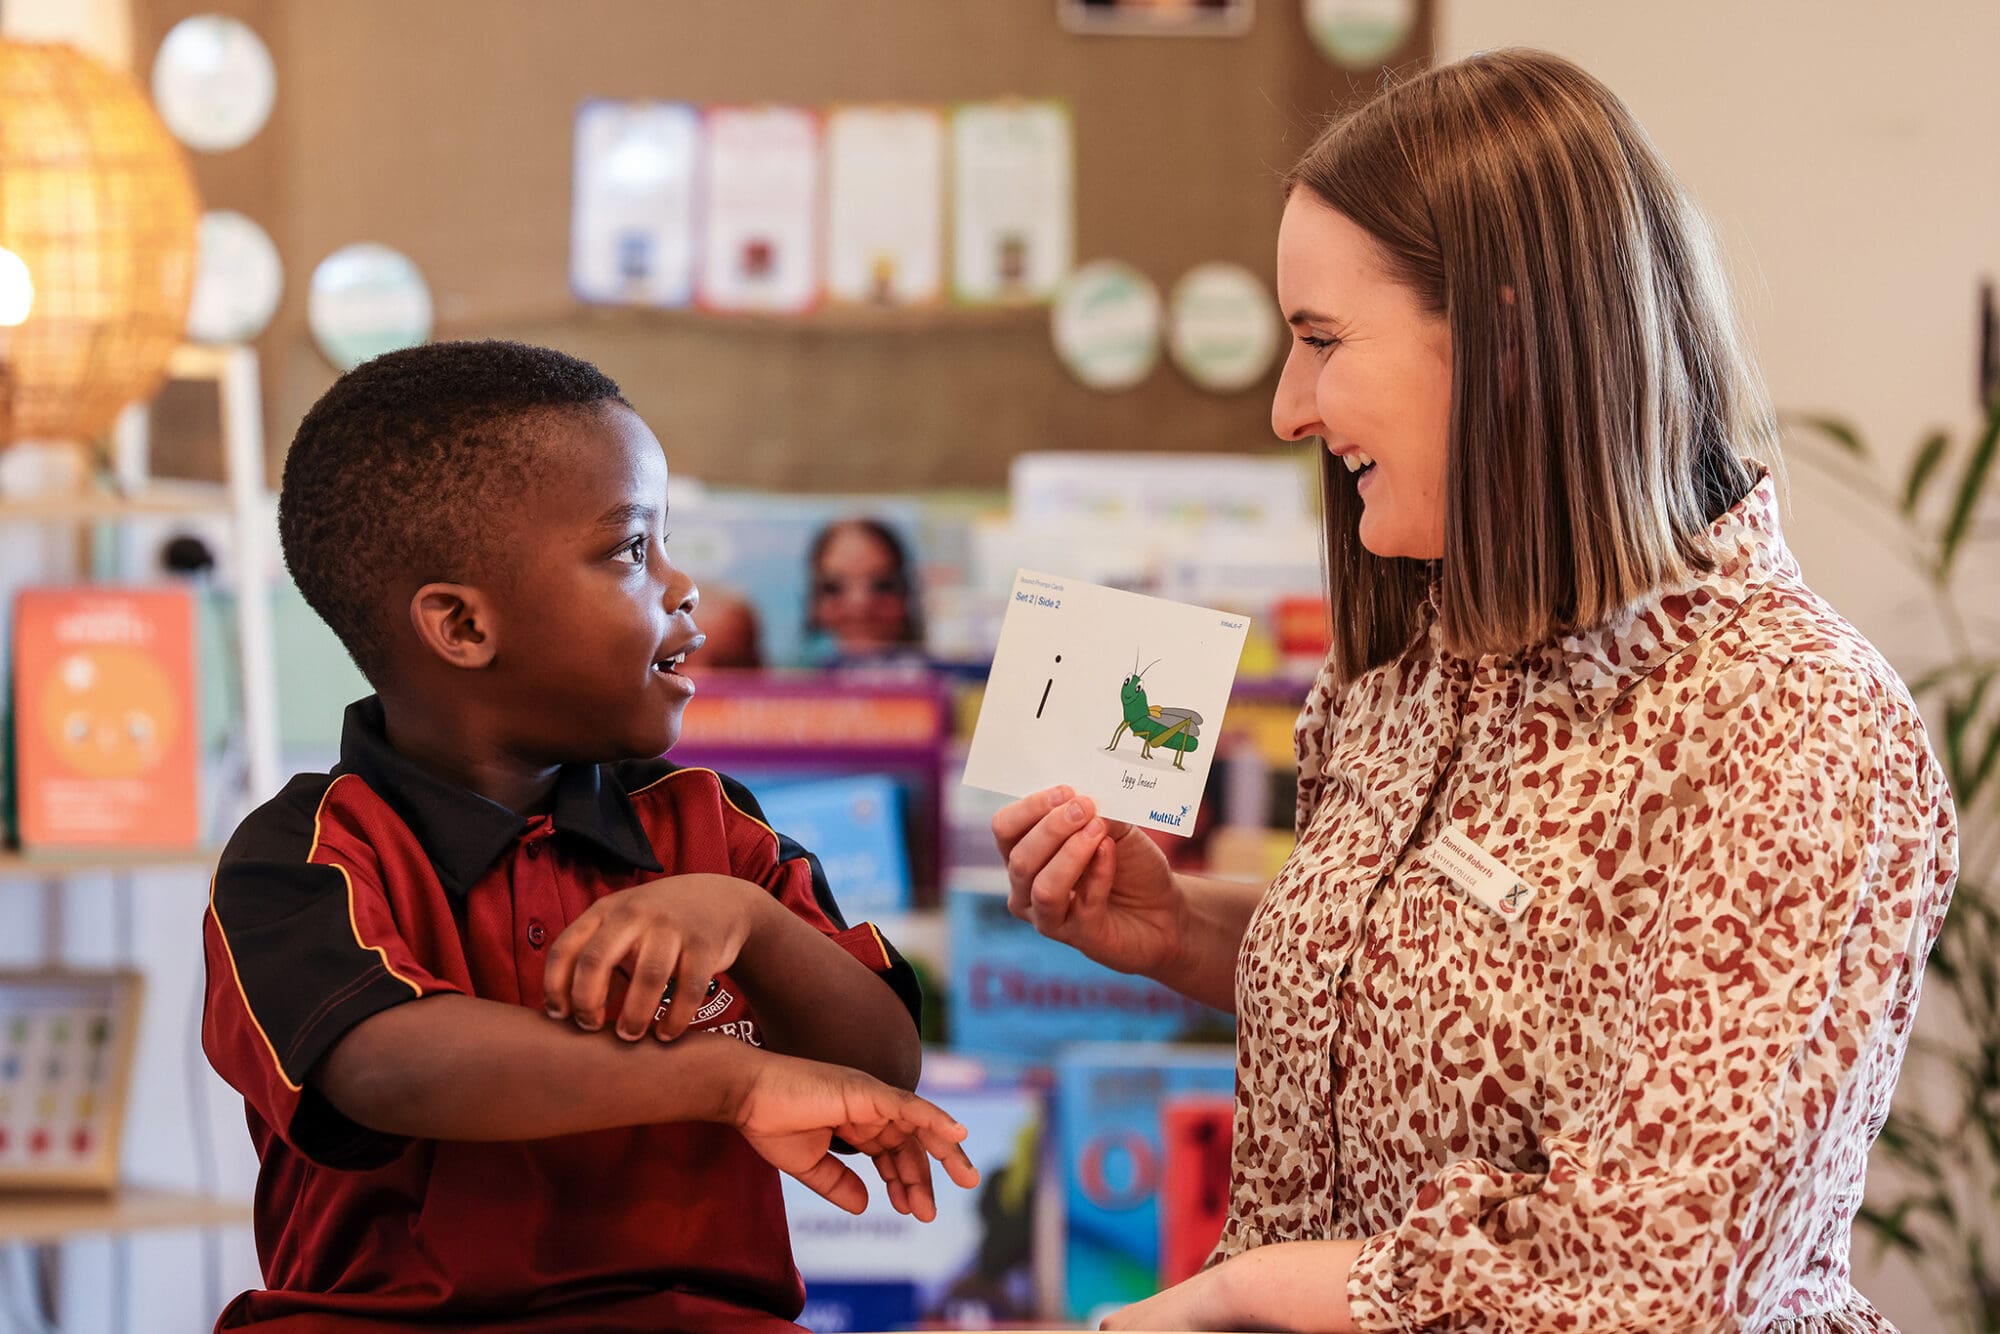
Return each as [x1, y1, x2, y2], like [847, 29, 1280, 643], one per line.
[618, 537, 647, 565]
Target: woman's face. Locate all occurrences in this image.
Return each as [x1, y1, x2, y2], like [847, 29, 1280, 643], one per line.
[1272, 194, 1454, 561]
[811, 526, 910, 651]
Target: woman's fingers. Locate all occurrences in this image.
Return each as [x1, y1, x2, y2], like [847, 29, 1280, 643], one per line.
[991, 785, 1073, 854]
[1029, 817, 1110, 934]
[1072, 836, 1118, 928]
[1000, 789, 1087, 919]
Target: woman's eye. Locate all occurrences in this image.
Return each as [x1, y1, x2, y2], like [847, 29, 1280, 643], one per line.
[1301, 334, 1340, 352]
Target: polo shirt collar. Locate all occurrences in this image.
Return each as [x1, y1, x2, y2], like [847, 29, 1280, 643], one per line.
[337, 698, 663, 896]
[1548, 466, 1795, 722]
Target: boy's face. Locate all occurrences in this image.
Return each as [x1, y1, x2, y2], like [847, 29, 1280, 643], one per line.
[487, 403, 702, 762]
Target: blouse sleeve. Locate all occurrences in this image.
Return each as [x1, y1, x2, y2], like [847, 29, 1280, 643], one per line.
[1344, 660, 1959, 1332]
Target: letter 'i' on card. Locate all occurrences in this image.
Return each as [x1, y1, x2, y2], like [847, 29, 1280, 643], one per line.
[1423, 825, 1536, 922]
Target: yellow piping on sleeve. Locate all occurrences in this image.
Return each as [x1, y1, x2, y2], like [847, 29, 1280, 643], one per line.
[209, 774, 422, 1092]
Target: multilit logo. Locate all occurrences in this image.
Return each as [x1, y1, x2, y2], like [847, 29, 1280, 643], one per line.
[1148, 804, 1190, 828]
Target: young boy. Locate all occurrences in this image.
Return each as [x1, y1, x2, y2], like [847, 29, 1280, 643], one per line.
[202, 341, 976, 1332]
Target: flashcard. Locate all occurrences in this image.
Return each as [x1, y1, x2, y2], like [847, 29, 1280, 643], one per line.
[962, 571, 1249, 836]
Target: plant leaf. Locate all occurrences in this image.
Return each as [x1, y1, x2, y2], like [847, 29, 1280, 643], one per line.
[1857, 1201, 1926, 1257]
[1904, 430, 1952, 513]
[1940, 396, 2000, 577]
[1791, 413, 1870, 459]
[1943, 672, 1998, 794]
[1971, 717, 2000, 808]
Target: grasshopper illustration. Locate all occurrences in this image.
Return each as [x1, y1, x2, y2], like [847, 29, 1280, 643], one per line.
[1107, 654, 1203, 770]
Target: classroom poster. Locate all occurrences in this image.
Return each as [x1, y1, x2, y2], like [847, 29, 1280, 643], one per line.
[1058, 0, 1255, 36]
[13, 588, 200, 849]
[824, 105, 946, 308]
[697, 105, 822, 314]
[570, 99, 700, 308]
[951, 102, 1073, 305]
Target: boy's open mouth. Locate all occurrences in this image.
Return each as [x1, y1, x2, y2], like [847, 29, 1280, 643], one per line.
[653, 633, 706, 675]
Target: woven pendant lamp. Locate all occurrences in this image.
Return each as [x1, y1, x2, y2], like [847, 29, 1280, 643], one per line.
[0, 39, 200, 449]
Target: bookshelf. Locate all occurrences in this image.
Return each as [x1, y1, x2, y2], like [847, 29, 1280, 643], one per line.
[0, 849, 220, 878]
[0, 344, 272, 1246]
[0, 1187, 251, 1245]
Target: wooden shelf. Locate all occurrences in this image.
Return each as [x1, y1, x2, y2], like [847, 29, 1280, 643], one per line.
[549, 300, 1051, 335]
[0, 1186, 251, 1243]
[0, 848, 220, 878]
[0, 483, 235, 522]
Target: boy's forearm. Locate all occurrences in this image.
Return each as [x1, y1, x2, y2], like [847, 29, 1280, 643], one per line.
[731, 898, 923, 1091]
[316, 993, 757, 1140]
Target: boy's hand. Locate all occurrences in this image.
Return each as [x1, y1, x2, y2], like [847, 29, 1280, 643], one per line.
[543, 873, 772, 1042]
[731, 1050, 980, 1221]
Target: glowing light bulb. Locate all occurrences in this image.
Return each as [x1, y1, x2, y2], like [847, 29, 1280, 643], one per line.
[0, 247, 34, 327]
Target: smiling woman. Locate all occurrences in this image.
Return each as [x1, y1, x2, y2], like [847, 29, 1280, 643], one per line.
[1282, 48, 1770, 684]
[994, 48, 1956, 1334]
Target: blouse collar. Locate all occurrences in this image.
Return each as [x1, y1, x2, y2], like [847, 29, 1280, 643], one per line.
[1548, 466, 1797, 722]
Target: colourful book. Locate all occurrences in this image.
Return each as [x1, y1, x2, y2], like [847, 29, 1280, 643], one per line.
[946, 875, 1232, 1060]
[750, 772, 911, 918]
[12, 588, 199, 850]
[1055, 1042, 1236, 1321]
[784, 1051, 1049, 1328]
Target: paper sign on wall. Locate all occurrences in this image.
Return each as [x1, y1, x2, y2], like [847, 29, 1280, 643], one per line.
[698, 106, 821, 314]
[962, 571, 1248, 836]
[825, 106, 946, 307]
[951, 102, 1074, 305]
[571, 100, 700, 308]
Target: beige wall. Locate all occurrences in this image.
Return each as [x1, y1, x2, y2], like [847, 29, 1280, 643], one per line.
[1438, 1, 2000, 664]
[1437, 10, 2000, 1332]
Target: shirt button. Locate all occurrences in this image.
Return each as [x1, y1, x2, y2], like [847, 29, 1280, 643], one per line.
[525, 841, 542, 860]
[527, 921, 547, 949]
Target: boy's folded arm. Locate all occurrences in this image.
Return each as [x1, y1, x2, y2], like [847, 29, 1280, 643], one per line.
[730, 893, 922, 1092]
[314, 992, 756, 1141]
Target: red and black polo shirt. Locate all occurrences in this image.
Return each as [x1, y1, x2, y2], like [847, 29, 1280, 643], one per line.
[201, 697, 919, 1333]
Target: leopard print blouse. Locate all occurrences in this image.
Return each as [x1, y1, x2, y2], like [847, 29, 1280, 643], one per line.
[1222, 474, 1958, 1332]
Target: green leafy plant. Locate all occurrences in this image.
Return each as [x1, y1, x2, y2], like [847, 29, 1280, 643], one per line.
[1790, 387, 2000, 1333]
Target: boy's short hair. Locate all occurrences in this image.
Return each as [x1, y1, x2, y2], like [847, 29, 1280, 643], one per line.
[278, 340, 627, 684]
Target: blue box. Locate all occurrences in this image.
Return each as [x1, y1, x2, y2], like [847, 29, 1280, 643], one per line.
[946, 877, 1232, 1059]
[784, 1051, 1049, 1328]
[753, 772, 912, 919]
[1055, 1042, 1237, 1322]
[796, 1282, 918, 1333]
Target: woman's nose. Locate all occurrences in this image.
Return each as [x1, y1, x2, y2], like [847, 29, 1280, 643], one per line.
[1271, 353, 1322, 442]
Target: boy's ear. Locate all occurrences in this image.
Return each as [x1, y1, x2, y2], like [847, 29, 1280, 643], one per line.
[409, 583, 498, 669]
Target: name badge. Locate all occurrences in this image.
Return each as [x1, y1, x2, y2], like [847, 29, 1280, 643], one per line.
[1423, 825, 1535, 923]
